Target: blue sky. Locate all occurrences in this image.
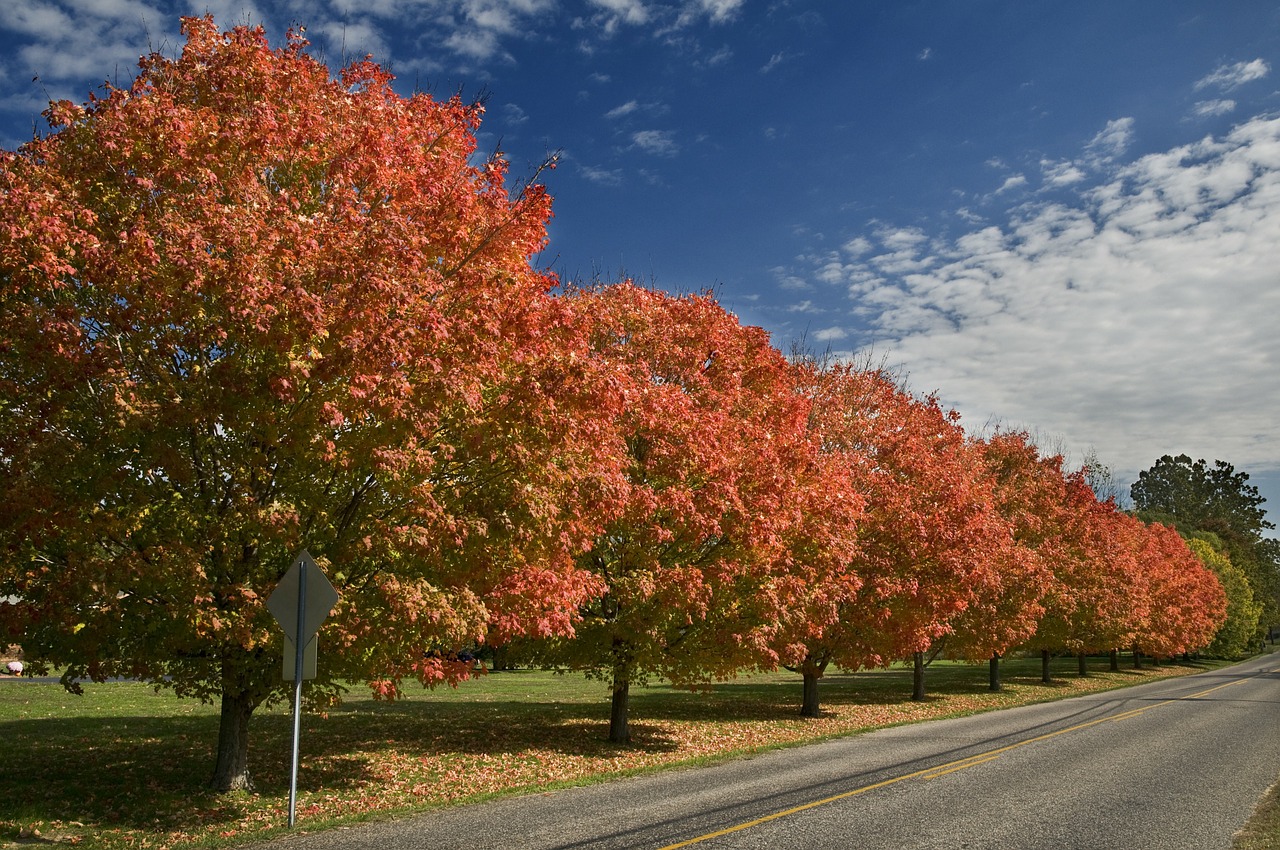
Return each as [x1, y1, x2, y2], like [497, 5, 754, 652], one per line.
[2, 1, 1279, 524]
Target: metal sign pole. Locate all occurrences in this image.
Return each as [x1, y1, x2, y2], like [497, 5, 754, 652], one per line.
[267, 550, 337, 830]
[288, 558, 308, 828]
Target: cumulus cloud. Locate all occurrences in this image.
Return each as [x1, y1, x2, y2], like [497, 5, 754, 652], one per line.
[1041, 159, 1087, 187]
[995, 174, 1028, 194]
[830, 113, 1280, 480]
[1085, 117, 1135, 162]
[587, 0, 651, 29]
[0, 0, 179, 89]
[675, 0, 744, 26]
[771, 266, 812, 292]
[696, 0, 745, 23]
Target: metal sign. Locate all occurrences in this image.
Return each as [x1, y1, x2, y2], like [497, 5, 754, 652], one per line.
[282, 636, 318, 681]
[267, 550, 339, 828]
[267, 550, 338, 649]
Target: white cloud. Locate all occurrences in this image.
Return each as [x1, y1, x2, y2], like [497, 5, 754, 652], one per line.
[317, 19, 391, 63]
[841, 236, 874, 256]
[630, 128, 678, 155]
[995, 174, 1027, 194]
[1194, 58, 1270, 91]
[588, 0, 650, 26]
[1041, 159, 1087, 187]
[814, 326, 848, 342]
[832, 113, 1280, 482]
[681, 0, 743, 25]
[1192, 99, 1236, 118]
[579, 164, 624, 186]
[502, 102, 529, 125]
[606, 99, 640, 119]
[1085, 117, 1135, 162]
[760, 52, 783, 74]
[771, 266, 812, 292]
[0, 2, 77, 38]
[877, 226, 928, 251]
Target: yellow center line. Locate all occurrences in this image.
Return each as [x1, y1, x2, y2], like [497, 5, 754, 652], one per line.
[921, 754, 1002, 780]
[657, 676, 1251, 850]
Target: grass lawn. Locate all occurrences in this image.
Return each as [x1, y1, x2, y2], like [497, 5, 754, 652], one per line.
[0, 654, 1243, 849]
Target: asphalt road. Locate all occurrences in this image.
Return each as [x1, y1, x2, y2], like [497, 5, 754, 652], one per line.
[252, 654, 1280, 850]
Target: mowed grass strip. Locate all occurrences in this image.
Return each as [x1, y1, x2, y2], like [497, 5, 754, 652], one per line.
[0, 656, 1222, 849]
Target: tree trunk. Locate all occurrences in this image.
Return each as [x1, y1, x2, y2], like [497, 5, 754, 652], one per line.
[608, 638, 632, 744]
[1077, 652, 1088, 677]
[1041, 649, 1051, 683]
[1133, 646, 1143, 669]
[912, 651, 926, 701]
[1109, 649, 1119, 671]
[801, 671, 821, 717]
[988, 652, 1001, 692]
[608, 677, 630, 744]
[799, 654, 828, 718]
[211, 689, 257, 792]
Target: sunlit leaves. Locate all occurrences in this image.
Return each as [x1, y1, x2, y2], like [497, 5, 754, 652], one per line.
[0, 15, 593, 787]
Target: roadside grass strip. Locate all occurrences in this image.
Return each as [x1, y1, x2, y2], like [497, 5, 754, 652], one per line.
[0, 656, 1235, 849]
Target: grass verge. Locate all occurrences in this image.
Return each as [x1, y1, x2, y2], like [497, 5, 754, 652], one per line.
[1235, 778, 1280, 850]
[0, 654, 1235, 849]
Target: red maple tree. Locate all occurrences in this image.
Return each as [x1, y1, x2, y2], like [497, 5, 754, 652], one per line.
[0, 18, 601, 790]
[526, 284, 859, 742]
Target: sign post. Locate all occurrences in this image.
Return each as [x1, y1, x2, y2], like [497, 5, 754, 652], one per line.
[267, 550, 338, 827]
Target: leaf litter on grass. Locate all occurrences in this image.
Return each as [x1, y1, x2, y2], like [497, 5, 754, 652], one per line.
[0, 661, 1210, 850]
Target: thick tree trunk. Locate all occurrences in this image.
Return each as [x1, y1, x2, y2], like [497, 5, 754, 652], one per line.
[609, 677, 630, 744]
[801, 671, 821, 717]
[912, 651, 926, 701]
[1041, 649, 1052, 683]
[211, 689, 257, 792]
[799, 654, 828, 718]
[1133, 646, 1144, 669]
[608, 638, 632, 744]
[1077, 652, 1088, 677]
[1110, 649, 1120, 671]
[989, 652, 1001, 692]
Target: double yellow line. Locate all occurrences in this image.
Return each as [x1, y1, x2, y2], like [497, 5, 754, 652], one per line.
[658, 674, 1254, 849]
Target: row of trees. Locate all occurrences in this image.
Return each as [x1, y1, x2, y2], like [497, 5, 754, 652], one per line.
[0, 18, 1247, 792]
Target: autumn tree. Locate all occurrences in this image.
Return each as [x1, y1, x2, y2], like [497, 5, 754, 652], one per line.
[783, 366, 1008, 707]
[958, 431, 1058, 691]
[0, 18, 605, 791]
[1129, 522, 1226, 660]
[525, 284, 859, 742]
[1022, 471, 1141, 680]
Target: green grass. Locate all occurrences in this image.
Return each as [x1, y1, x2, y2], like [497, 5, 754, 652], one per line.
[0, 654, 1234, 849]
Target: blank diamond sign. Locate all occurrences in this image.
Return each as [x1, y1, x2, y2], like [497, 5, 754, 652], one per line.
[267, 550, 338, 671]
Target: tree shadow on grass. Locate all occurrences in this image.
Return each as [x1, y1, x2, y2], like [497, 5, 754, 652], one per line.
[0, 660, 1209, 837]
